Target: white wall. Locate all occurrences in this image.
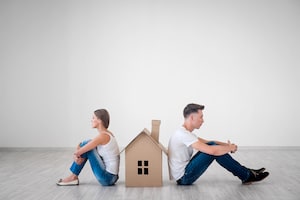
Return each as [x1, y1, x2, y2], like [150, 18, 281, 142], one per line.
[1, 0, 299, 148]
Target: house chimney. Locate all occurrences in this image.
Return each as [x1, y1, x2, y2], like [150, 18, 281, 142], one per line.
[151, 120, 161, 142]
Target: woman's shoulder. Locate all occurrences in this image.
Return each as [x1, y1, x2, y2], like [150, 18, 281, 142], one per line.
[93, 132, 111, 145]
[103, 130, 115, 138]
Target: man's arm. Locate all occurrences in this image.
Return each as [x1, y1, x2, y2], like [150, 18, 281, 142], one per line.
[192, 139, 237, 156]
[198, 137, 233, 146]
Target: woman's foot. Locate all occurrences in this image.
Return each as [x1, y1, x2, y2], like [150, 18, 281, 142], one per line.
[56, 175, 79, 186]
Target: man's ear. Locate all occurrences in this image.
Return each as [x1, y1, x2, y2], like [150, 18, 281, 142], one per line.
[189, 113, 194, 120]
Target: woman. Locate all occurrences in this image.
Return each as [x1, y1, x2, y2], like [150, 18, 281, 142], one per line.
[57, 109, 120, 186]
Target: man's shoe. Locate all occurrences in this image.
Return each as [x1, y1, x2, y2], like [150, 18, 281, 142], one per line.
[249, 167, 266, 174]
[243, 171, 269, 185]
[56, 178, 79, 186]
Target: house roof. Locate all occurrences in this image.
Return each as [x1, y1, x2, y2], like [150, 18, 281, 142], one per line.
[120, 128, 168, 155]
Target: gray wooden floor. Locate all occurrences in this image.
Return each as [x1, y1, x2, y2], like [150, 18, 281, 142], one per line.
[0, 147, 299, 200]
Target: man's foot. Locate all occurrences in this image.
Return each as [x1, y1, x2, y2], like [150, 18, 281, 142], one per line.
[243, 170, 269, 185]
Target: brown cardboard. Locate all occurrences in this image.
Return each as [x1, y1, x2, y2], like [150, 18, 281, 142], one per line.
[123, 120, 167, 187]
[150, 120, 161, 142]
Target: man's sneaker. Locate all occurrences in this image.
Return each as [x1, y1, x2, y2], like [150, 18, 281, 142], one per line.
[243, 170, 269, 185]
[248, 167, 266, 174]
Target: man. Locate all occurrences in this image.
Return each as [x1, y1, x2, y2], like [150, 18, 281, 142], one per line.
[168, 103, 269, 185]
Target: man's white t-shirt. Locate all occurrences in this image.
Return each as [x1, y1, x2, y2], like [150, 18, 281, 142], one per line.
[168, 126, 199, 180]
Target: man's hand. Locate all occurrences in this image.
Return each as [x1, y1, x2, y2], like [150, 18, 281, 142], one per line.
[228, 140, 238, 153]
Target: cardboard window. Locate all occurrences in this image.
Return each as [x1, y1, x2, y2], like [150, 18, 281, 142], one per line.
[144, 168, 149, 175]
[138, 168, 143, 175]
[138, 160, 142, 166]
[144, 161, 149, 166]
[137, 160, 149, 175]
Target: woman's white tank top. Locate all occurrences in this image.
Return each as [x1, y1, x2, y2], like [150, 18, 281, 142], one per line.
[96, 133, 120, 175]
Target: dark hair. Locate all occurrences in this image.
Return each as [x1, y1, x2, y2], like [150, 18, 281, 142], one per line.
[183, 103, 205, 118]
[94, 109, 110, 128]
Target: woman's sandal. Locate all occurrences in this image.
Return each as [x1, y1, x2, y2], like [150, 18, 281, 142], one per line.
[56, 178, 79, 186]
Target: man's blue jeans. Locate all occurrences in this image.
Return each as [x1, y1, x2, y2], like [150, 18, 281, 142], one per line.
[70, 140, 119, 186]
[177, 142, 251, 185]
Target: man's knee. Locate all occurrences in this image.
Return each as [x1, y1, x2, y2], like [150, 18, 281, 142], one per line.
[206, 141, 217, 146]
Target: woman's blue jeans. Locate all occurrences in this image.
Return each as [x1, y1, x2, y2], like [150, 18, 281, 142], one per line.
[70, 140, 119, 186]
[177, 142, 251, 185]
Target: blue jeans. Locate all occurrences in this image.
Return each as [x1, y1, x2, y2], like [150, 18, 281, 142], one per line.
[177, 142, 251, 185]
[70, 140, 119, 186]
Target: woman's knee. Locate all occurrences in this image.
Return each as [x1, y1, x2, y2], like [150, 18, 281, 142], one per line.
[79, 139, 91, 147]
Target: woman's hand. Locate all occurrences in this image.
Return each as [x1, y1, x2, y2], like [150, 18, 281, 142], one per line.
[73, 153, 85, 165]
[73, 149, 85, 165]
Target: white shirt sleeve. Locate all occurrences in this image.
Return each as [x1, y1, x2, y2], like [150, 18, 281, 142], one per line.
[182, 132, 198, 147]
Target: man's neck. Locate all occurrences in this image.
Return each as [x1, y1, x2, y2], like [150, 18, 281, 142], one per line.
[183, 122, 194, 132]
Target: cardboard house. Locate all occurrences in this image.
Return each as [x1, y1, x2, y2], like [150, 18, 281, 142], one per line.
[123, 120, 168, 187]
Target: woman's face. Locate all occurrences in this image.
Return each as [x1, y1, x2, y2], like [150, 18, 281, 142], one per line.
[91, 114, 101, 128]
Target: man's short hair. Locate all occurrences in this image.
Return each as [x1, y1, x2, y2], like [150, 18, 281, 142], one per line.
[183, 103, 205, 118]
